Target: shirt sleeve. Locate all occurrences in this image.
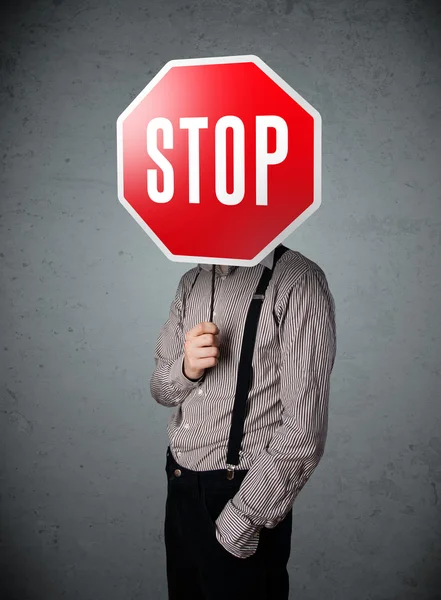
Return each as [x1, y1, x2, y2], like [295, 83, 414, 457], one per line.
[215, 267, 337, 558]
[150, 274, 204, 408]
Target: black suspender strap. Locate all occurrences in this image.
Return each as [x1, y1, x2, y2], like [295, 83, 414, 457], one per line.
[225, 244, 289, 479]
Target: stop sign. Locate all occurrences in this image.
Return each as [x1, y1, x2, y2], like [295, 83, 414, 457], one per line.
[116, 55, 321, 267]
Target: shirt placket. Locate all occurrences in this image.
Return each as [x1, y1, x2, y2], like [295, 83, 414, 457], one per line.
[171, 270, 228, 462]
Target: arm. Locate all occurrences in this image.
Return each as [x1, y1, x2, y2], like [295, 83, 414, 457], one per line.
[150, 274, 204, 408]
[215, 267, 337, 558]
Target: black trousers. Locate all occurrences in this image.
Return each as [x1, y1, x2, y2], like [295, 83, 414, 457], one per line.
[164, 447, 292, 600]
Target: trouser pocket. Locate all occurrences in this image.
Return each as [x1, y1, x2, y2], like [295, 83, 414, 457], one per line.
[200, 481, 242, 531]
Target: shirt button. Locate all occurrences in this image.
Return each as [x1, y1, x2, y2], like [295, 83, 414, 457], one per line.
[183, 423, 189, 429]
[198, 389, 203, 395]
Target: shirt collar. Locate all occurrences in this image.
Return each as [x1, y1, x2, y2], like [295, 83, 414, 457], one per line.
[198, 249, 276, 275]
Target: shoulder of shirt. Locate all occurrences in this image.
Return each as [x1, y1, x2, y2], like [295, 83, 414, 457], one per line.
[178, 248, 328, 293]
[272, 249, 329, 291]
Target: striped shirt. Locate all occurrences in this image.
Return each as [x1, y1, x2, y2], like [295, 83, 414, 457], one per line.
[150, 246, 337, 558]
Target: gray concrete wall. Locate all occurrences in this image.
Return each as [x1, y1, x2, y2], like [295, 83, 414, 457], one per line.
[1, 1, 440, 598]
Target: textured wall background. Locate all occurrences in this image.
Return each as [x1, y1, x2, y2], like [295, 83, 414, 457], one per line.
[1, 1, 440, 599]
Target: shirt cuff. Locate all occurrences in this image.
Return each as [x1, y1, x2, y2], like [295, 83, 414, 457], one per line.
[215, 499, 262, 558]
[168, 356, 204, 391]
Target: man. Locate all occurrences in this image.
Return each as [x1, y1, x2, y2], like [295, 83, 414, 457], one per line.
[150, 243, 336, 600]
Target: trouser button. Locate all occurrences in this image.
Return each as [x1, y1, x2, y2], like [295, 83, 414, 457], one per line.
[174, 469, 182, 477]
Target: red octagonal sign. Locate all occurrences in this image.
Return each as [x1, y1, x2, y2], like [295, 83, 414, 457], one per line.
[116, 55, 321, 267]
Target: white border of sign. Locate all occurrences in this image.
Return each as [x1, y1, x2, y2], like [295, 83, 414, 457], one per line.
[116, 54, 321, 267]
